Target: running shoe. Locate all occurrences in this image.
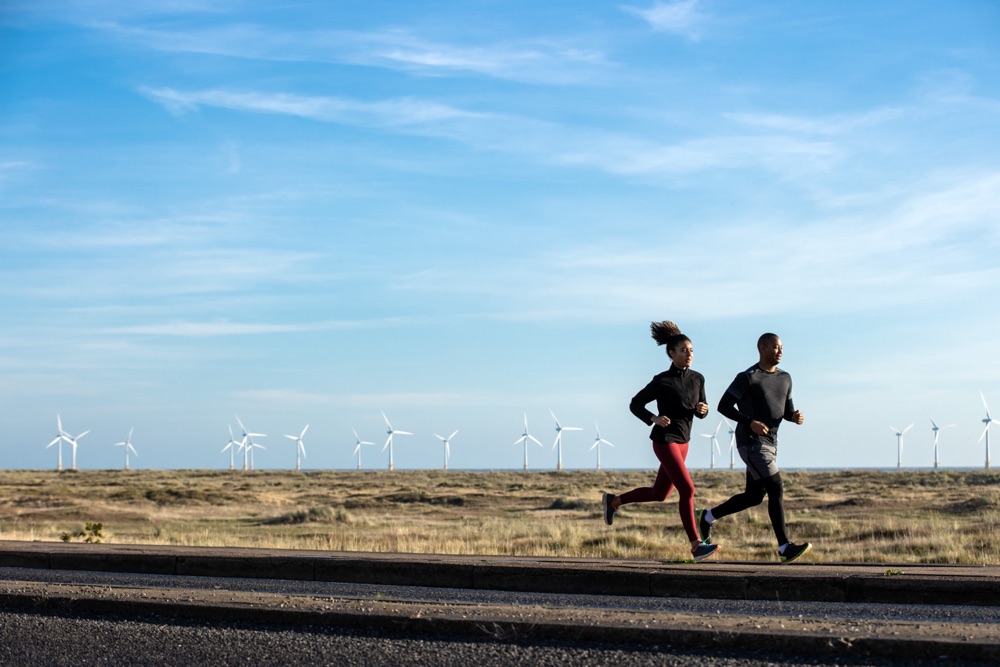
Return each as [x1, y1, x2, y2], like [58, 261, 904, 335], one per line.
[691, 542, 721, 562]
[695, 508, 713, 544]
[601, 492, 616, 526]
[779, 542, 812, 564]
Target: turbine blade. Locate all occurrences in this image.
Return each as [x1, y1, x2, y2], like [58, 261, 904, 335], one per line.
[529, 435, 543, 447]
[382, 411, 392, 428]
[301, 424, 309, 438]
[982, 392, 992, 419]
[449, 430, 459, 440]
[902, 424, 913, 434]
[396, 430, 412, 436]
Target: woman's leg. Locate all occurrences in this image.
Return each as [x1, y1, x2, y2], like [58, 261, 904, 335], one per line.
[617, 460, 674, 506]
[650, 441, 698, 543]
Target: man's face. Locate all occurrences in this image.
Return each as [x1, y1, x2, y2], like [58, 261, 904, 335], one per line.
[759, 337, 783, 367]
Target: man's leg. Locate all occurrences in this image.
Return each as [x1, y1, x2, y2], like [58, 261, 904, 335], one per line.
[710, 469, 766, 520]
[759, 472, 789, 546]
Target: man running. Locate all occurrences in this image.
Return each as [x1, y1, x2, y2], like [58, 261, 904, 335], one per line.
[695, 333, 812, 564]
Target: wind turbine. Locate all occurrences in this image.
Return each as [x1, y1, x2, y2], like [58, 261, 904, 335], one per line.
[589, 422, 615, 470]
[45, 415, 72, 471]
[927, 415, 955, 470]
[352, 430, 375, 470]
[66, 427, 90, 471]
[236, 416, 266, 472]
[889, 424, 913, 469]
[434, 430, 459, 471]
[723, 418, 736, 469]
[549, 409, 582, 471]
[981, 393, 999, 471]
[248, 439, 266, 470]
[114, 428, 138, 470]
[512, 413, 543, 470]
[701, 422, 723, 469]
[284, 424, 309, 471]
[221, 425, 240, 471]
[381, 411, 412, 471]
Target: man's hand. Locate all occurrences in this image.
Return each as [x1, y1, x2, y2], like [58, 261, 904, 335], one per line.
[750, 420, 769, 435]
[695, 402, 709, 417]
[792, 410, 805, 425]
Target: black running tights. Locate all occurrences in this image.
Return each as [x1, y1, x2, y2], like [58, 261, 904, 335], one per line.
[711, 470, 789, 546]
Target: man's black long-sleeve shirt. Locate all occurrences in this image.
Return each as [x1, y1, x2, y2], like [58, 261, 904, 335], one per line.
[717, 364, 796, 449]
[630, 366, 707, 444]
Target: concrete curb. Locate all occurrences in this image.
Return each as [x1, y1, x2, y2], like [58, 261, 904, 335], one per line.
[1, 541, 998, 607]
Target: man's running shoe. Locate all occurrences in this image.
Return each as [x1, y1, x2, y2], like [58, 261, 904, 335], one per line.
[695, 508, 713, 544]
[601, 492, 616, 526]
[779, 542, 812, 564]
[691, 542, 721, 562]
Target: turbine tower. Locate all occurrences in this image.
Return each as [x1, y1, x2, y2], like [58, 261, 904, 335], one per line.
[221, 425, 240, 471]
[723, 418, 736, 469]
[284, 424, 309, 471]
[66, 427, 90, 471]
[381, 411, 412, 471]
[889, 424, 913, 469]
[701, 422, 723, 469]
[927, 416, 955, 470]
[248, 440, 265, 470]
[434, 430, 459, 471]
[549, 409, 581, 471]
[512, 413, 543, 470]
[981, 393, 999, 471]
[46, 415, 72, 471]
[352, 429, 375, 470]
[589, 422, 615, 470]
[236, 416, 266, 472]
[114, 427, 138, 470]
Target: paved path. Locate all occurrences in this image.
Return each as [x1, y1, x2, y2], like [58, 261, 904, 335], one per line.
[0, 541, 997, 663]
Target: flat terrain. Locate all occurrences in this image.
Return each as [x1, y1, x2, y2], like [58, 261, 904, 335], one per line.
[0, 469, 997, 564]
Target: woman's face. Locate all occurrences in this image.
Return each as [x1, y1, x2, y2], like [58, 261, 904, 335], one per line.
[668, 340, 694, 369]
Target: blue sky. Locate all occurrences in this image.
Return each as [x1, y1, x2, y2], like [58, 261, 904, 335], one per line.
[2, 1, 999, 472]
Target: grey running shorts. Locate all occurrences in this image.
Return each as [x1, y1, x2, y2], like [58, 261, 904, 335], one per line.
[738, 443, 780, 480]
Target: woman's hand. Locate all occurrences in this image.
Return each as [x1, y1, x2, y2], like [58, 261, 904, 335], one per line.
[652, 415, 671, 427]
[695, 402, 709, 417]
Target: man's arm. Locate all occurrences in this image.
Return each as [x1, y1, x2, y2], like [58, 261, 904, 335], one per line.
[717, 373, 750, 425]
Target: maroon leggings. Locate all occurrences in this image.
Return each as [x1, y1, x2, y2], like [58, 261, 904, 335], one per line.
[617, 441, 697, 543]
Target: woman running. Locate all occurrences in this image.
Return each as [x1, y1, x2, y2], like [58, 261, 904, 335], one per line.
[601, 321, 721, 562]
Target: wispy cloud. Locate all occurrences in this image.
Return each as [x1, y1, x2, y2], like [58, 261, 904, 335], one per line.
[391, 171, 1000, 323]
[140, 87, 490, 128]
[101, 317, 416, 337]
[724, 108, 902, 135]
[623, 0, 709, 40]
[97, 22, 608, 85]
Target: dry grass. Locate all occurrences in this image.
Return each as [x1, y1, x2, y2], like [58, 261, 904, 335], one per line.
[0, 469, 997, 564]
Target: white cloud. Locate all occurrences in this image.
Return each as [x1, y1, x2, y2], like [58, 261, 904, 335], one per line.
[139, 87, 489, 128]
[98, 22, 608, 85]
[624, 0, 708, 40]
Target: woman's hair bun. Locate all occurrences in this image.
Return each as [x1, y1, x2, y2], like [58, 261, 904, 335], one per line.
[650, 320, 682, 346]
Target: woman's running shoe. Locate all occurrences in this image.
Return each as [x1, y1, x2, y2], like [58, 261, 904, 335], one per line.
[601, 492, 616, 525]
[779, 542, 812, 564]
[691, 542, 721, 562]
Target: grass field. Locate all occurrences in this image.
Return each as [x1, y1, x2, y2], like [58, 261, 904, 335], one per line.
[1, 468, 997, 564]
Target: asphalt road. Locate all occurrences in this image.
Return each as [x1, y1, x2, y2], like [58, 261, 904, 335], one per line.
[1, 567, 997, 666]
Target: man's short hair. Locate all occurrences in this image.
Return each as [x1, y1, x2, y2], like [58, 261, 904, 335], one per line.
[757, 332, 779, 348]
